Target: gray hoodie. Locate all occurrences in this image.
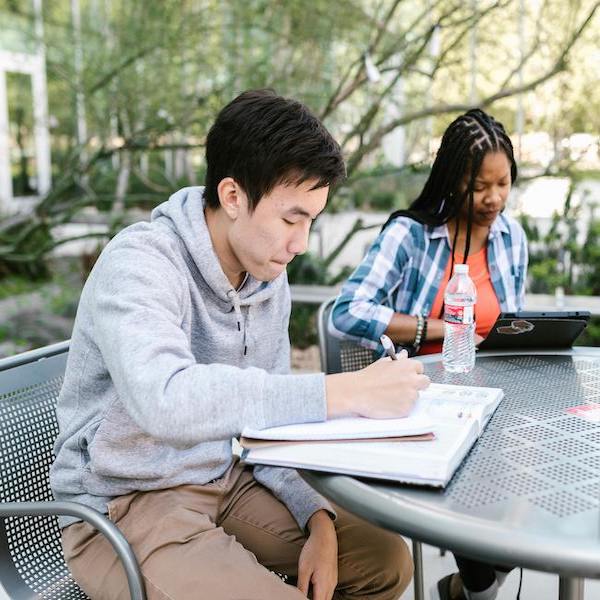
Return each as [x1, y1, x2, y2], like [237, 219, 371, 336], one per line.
[50, 186, 333, 529]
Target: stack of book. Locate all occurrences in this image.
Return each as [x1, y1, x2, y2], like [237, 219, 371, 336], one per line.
[241, 383, 503, 487]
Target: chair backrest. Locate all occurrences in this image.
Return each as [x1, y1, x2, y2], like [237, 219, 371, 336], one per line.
[317, 298, 376, 374]
[0, 341, 88, 599]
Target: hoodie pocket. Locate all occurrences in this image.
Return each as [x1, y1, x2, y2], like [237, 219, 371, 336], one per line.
[85, 398, 193, 484]
[77, 418, 104, 469]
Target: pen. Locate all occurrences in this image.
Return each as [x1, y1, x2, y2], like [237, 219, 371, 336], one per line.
[380, 334, 409, 360]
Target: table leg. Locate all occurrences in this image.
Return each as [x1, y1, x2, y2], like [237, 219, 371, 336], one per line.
[558, 577, 584, 600]
[412, 540, 424, 600]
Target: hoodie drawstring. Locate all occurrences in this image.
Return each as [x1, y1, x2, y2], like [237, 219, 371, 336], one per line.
[227, 289, 248, 356]
[244, 307, 252, 356]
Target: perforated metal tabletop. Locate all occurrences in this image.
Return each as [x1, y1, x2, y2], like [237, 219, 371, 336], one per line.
[301, 349, 600, 599]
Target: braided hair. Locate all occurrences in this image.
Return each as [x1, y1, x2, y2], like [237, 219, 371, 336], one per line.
[383, 108, 517, 270]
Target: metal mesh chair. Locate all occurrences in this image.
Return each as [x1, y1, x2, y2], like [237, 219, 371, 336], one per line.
[0, 342, 145, 600]
[317, 297, 426, 600]
[317, 297, 376, 374]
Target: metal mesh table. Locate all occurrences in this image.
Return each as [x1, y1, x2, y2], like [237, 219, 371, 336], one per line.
[301, 349, 600, 600]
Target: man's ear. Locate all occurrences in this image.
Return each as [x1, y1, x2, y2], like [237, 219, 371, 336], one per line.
[217, 177, 246, 220]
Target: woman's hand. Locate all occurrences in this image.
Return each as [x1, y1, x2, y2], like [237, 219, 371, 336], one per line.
[297, 510, 338, 600]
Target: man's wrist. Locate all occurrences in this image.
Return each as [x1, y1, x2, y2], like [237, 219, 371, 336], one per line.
[325, 373, 357, 418]
[307, 509, 335, 534]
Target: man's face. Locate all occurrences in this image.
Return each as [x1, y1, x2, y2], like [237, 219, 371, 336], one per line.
[458, 151, 512, 227]
[228, 179, 328, 282]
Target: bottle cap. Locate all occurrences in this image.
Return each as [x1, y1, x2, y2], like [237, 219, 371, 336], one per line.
[454, 263, 469, 275]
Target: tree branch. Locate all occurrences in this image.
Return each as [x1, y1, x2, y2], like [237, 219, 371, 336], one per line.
[88, 46, 157, 94]
[345, 1, 599, 176]
[322, 218, 382, 270]
[319, 0, 407, 119]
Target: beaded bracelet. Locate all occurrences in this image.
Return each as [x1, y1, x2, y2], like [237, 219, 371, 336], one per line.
[414, 314, 425, 349]
[421, 317, 429, 345]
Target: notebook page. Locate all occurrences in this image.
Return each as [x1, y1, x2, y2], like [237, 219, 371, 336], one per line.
[413, 383, 503, 432]
[241, 414, 434, 441]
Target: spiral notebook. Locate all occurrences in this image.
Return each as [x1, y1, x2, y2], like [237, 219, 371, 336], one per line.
[241, 383, 503, 487]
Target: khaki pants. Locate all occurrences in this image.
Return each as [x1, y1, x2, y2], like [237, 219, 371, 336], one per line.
[62, 460, 412, 599]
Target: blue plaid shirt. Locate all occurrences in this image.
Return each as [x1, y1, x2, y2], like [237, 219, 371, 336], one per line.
[330, 213, 528, 352]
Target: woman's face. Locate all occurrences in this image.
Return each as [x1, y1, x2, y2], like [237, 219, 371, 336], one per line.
[459, 151, 512, 227]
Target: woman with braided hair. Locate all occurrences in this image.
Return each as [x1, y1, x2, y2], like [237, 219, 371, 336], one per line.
[330, 108, 527, 357]
[330, 108, 527, 600]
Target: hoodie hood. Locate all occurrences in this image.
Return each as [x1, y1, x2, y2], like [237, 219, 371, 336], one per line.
[150, 186, 286, 309]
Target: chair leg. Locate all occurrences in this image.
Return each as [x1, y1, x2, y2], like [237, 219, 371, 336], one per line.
[412, 539, 425, 600]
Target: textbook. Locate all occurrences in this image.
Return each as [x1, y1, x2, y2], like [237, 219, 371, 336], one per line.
[241, 383, 503, 487]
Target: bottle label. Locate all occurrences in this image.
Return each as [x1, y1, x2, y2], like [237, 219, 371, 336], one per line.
[445, 304, 474, 325]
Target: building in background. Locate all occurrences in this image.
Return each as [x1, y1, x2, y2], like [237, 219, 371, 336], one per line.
[0, 0, 51, 215]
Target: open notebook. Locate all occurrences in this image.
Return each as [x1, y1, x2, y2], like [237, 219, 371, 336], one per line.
[241, 383, 503, 487]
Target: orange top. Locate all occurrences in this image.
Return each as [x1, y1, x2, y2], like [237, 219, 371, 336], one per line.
[419, 246, 501, 355]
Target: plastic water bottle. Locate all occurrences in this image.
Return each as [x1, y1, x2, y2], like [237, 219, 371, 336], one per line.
[442, 264, 477, 373]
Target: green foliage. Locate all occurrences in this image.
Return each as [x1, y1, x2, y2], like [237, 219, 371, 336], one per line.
[579, 220, 600, 296]
[286, 251, 333, 349]
[0, 0, 597, 268]
[0, 218, 52, 279]
[7, 72, 36, 196]
[528, 263, 563, 293]
[286, 252, 329, 286]
[576, 317, 600, 347]
[0, 275, 45, 300]
[347, 164, 430, 212]
[46, 267, 81, 317]
[521, 174, 600, 345]
[0, 323, 9, 343]
[1, 0, 599, 350]
[288, 304, 318, 349]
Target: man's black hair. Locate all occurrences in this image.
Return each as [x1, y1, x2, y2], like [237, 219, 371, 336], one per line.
[204, 89, 346, 210]
[383, 108, 517, 270]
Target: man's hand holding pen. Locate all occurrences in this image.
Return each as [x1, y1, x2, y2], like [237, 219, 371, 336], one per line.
[325, 334, 430, 420]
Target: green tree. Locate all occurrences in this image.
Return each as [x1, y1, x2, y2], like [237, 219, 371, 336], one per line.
[0, 0, 598, 278]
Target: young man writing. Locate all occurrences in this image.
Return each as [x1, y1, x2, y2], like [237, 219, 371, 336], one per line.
[51, 89, 429, 600]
